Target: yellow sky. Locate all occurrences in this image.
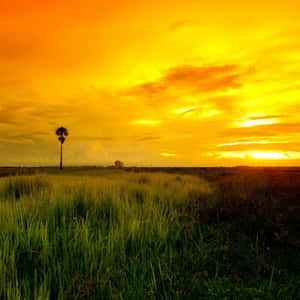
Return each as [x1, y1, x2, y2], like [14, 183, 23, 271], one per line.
[1, 0, 300, 166]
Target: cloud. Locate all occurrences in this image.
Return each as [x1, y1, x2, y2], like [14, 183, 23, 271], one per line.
[0, 35, 39, 62]
[222, 122, 300, 138]
[127, 82, 167, 99]
[137, 136, 161, 141]
[200, 95, 239, 111]
[124, 64, 243, 100]
[160, 152, 176, 157]
[169, 20, 190, 32]
[0, 115, 19, 125]
[71, 136, 113, 141]
[233, 115, 288, 128]
[121, 64, 245, 120]
[164, 65, 242, 92]
[0, 135, 35, 145]
[217, 141, 300, 152]
[173, 106, 199, 115]
[133, 120, 161, 126]
[214, 151, 300, 160]
[246, 114, 287, 120]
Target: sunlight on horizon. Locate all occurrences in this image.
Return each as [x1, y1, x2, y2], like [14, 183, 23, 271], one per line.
[217, 151, 300, 160]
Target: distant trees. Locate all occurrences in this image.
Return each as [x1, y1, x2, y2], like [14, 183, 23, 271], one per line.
[114, 160, 124, 169]
[56, 127, 68, 169]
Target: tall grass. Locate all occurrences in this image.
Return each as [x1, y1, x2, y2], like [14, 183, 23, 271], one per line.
[0, 172, 298, 299]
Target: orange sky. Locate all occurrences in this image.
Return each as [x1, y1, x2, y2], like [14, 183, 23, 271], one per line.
[1, 0, 300, 166]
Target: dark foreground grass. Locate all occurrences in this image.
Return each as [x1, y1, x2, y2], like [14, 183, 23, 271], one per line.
[0, 172, 299, 299]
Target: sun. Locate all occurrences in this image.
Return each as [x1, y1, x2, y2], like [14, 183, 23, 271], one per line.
[248, 152, 287, 159]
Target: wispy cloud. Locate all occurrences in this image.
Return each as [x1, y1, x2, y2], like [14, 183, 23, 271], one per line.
[172, 106, 199, 115]
[123, 64, 243, 102]
[234, 114, 287, 127]
[247, 114, 287, 120]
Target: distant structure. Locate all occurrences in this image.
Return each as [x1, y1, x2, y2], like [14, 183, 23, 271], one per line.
[56, 127, 68, 170]
[114, 160, 124, 169]
[126, 167, 139, 173]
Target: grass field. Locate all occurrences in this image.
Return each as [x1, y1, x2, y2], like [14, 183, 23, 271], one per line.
[0, 168, 299, 299]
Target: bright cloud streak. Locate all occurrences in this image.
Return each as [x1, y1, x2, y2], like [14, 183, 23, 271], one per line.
[201, 110, 220, 118]
[234, 119, 279, 128]
[217, 140, 290, 147]
[173, 106, 198, 114]
[133, 120, 161, 126]
[216, 152, 246, 159]
[160, 153, 176, 157]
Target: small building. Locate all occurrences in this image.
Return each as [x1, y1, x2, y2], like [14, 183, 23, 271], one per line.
[114, 160, 124, 169]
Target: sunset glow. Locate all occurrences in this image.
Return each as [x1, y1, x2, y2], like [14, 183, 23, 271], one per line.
[1, 1, 300, 166]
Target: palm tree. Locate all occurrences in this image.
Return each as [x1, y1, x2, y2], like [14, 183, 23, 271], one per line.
[56, 127, 68, 169]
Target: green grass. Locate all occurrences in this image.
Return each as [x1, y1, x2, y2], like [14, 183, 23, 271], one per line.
[0, 171, 298, 299]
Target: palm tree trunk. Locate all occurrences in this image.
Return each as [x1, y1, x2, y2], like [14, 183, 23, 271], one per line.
[60, 142, 63, 170]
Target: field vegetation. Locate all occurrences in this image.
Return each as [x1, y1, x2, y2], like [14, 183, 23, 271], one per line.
[0, 168, 299, 299]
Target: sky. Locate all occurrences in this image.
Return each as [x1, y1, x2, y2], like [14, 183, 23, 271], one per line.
[1, 0, 300, 166]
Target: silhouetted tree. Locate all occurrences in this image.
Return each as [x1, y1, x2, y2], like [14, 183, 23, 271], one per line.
[56, 127, 68, 169]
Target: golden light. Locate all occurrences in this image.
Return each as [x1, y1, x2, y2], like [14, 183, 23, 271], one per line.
[160, 153, 176, 157]
[133, 120, 161, 126]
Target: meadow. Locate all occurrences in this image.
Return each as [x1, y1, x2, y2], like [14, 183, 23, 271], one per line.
[0, 168, 299, 299]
